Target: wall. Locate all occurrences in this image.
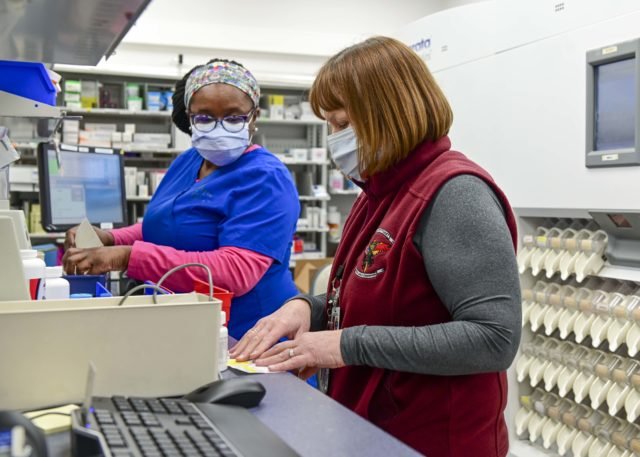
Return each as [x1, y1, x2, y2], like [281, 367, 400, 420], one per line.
[395, 0, 640, 212]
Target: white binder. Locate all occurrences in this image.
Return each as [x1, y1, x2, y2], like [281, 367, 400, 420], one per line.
[0, 293, 220, 410]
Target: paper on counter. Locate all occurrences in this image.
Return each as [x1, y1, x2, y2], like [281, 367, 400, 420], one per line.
[76, 218, 103, 248]
[227, 359, 272, 374]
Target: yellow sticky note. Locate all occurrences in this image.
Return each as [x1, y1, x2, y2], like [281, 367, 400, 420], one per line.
[24, 404, 79, 434]
[227, 359, 272, 374]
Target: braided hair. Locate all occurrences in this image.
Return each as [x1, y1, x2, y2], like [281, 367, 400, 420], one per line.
[171, 59, 248, 134]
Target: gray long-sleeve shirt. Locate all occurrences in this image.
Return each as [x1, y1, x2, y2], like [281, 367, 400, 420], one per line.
[297, 174, 521, 376]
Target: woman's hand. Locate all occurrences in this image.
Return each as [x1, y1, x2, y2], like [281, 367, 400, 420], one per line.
[229, 299, 312, 361]
[64, 225, 115, 251]
[254, 330, 345, 377]
[63, 246, 131, 275]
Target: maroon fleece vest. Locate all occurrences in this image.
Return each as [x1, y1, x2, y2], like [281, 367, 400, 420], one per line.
[327, 136, 517, 457]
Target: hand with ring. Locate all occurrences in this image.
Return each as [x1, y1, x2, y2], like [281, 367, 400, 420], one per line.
[229, 298, 313, 361]
[253, 330, 345, 378]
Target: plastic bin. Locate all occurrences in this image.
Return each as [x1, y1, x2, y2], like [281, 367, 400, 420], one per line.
[63, 274, 108, 297]
[193, 280, 233, 325]
[0, 60, 57, 106]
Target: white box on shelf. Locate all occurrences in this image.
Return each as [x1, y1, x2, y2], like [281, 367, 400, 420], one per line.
[296, 218, 309, 230]
[62, 119, 80, 133]
[124, 123, 136, 134]
[269, 105, 284, 120]
[310, 148, 327, 162]
[136, 171, 146, 186]
[290, 148, 308, 161]
[64, 133, 79, 144]
[124, 167, 138, 197]
[134, 133, 171, 145]
[122, 132, 133, 143]
[64, 92, 81, 103]
[111, 132, 123, 143]
[84, 123, 117, 132]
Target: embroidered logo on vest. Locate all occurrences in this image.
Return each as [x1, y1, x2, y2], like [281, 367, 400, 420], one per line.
[355, 228, 395, 279]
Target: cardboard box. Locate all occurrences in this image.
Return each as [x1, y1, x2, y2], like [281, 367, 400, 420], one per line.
[293, 258, 333, 294]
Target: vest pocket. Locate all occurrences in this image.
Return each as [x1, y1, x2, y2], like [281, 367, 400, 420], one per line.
[368, 370, 401, 425]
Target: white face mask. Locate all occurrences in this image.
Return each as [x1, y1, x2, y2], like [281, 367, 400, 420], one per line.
[327, 126, 363, 181]
[191, 125, 250, 166]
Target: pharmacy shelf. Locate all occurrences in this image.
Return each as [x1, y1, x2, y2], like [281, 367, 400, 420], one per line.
[298, 195, 330, 201]
[123, 148, 182, 154]
[63, 108, 323, 125]
[296, 227, 329, 233]
[66, 108, 171, 118]
[289, 251, 327, 268]
[330, 189, 361, 195]
[14, 143, 38, 150]
[291, 252, 326, 261]
[257, 118, 324, 126]
[127, 195, 329, 203]
[279, 158, 330, 166]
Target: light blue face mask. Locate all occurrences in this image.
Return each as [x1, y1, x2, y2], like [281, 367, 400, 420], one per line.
[327, 126, 363, 181]
[191, 125, 251, 167]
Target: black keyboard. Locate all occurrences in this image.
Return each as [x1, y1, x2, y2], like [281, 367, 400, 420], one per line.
[71, 396, 300, 457]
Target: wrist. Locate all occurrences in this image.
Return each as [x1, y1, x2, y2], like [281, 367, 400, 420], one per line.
[103, 230, 115, 246]
[285, 298, 312, 327]
[117, 246, 132, 271]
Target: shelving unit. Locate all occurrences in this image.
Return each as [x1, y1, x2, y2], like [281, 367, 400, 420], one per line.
[329, 188, 361, 195]
[6, 71, 339, 266]
[510, 209, 640, 457]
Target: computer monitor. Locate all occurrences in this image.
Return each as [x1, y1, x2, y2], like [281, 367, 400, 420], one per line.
[37, 143, 127, 232]
[586, 38, 640, 167]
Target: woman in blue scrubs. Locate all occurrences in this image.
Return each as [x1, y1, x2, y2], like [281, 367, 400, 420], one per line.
[64, 60, 300, 339]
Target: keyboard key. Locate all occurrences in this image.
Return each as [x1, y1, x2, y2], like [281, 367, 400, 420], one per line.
[146, 399, 167, 414]
[139, 444, 159, 454]
[112, 452, 133, 457]
[141, 452, 162, 457]
[112, 396, 133, 412]
[130, 398, 151, 413]
[100, 425, 120, 433]
[123, 416, 142, 426]
[130, 427, 149, 437]
[175, 417, 193, 426]
[160, 399, 184, 415]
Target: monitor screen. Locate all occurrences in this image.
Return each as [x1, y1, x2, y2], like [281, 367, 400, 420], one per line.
[38, 145, 126, 231]
[594, 57, 637, 151]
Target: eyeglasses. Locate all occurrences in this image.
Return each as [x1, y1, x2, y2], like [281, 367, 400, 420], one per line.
[189, 110, 255, 134]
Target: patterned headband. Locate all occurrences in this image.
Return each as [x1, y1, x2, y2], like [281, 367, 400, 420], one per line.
[185, 61, 260, 109]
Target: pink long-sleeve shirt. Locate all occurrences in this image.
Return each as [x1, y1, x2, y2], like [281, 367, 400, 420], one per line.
[111, 223, 273, 296]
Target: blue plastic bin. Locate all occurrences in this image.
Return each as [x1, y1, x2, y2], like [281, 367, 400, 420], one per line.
[32, 243, 59, 266]
[0, 60, 57, 106]
[63, 274, 108, 297]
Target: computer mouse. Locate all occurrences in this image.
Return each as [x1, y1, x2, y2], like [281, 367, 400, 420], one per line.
[183, 377, 266, 408]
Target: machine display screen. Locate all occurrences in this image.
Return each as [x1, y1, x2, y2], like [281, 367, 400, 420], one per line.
[594, 57, 637, 151]
[44, 149, 125, 226]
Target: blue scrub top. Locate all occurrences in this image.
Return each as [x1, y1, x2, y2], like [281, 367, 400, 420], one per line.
[142, 147, 300, 339]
